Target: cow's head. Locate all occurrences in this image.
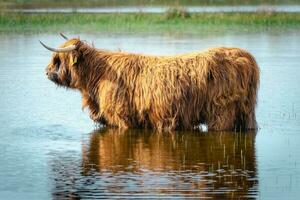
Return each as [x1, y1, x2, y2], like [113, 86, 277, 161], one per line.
[40, 34, 83, 89]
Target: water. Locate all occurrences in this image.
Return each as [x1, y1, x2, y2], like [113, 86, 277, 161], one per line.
[11, 5, 300, 14]
[0, 31, 300, 199]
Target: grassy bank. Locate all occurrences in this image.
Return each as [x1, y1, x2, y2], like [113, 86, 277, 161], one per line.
[1, 0, 300, 9]
[0, 12, 300, 34]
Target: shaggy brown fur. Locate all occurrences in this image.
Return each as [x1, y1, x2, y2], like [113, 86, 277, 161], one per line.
[44, 38, 259, 132]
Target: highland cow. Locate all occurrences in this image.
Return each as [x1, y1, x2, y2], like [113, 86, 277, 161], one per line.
[40, 35, 259, 132]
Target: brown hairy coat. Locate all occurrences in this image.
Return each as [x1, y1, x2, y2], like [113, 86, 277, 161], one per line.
[44, 38, 259, 131]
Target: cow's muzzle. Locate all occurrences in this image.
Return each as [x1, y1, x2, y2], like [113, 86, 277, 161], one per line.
[46, 71, 59, 83]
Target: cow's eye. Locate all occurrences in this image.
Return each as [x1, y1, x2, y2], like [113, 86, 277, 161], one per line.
[54, 57, 61, 69]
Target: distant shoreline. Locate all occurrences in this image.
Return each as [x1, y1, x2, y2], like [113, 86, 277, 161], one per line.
[8, 5, 300, 14]
[0, 12, 299, 34]
[1, 0, 300, 10]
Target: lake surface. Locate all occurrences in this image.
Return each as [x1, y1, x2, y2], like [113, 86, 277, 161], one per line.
[12, 5, 300, 14]
[0, 31, 300, 199]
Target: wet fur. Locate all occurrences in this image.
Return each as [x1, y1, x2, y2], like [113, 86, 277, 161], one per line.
[45, 39, 259, 132]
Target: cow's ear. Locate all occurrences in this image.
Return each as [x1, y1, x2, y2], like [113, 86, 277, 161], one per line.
[69, 51, 79, 66]
[69, 54, 78, 66]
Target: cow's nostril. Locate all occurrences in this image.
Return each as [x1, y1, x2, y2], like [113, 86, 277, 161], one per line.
[49, 73, 59, 82]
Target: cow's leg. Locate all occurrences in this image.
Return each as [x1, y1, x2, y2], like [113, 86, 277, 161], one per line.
[87, 101, 109, 126]
[234, 98, 257, 131]
[154, 117, 177, 132]
[207, 105, 237, 131]
[116, 113, 131, 129]
[99, 109, 132, 129]
[244, 110, 257, 130]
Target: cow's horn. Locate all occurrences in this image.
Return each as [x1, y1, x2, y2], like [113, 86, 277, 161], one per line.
[59, 33, 68, 40]
[39, 41, 76, 52]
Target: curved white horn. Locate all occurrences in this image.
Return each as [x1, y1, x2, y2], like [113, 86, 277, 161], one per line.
[39, 40, 76, 52]
[59, 33, 68, 40]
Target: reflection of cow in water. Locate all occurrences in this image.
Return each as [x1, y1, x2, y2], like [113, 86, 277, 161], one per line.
[41, 35, 259, 131]
[51, 128, 258, 199]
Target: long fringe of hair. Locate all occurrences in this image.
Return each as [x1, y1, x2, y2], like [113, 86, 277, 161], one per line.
[70, 40, 259, 132]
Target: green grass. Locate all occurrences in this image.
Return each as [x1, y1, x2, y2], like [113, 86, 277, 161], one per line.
[1, 0, 300, 9]
[0, 12, 300, 34]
